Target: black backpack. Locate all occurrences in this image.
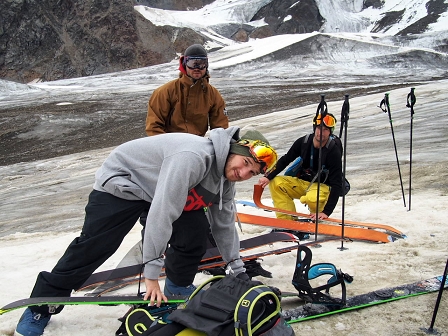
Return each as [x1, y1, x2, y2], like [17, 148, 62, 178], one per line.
[285, 134, 350, 196]
[124, 275, 295, 336]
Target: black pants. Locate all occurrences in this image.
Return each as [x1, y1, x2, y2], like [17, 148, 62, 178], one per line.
[164, 210, 209, 286]
[139, 209, 213, 286]
[30, 190, 209, 314]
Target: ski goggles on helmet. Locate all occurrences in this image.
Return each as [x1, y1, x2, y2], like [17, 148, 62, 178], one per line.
[184, 56, 208, 70]
[314, 113, 337, 129]
[237, 139, 278, 174]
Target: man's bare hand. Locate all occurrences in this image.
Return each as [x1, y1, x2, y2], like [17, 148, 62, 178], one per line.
[144, 278, 168, 307]
[309, 212, 328, 221]
[258, 176, 270, 188]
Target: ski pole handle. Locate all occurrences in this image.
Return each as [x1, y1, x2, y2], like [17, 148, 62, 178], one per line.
[406, 88, 416, 114]
[315, 94, 328, 119]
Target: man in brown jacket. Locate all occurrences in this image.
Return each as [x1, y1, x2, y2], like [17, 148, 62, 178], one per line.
[145, 44, 228, 136]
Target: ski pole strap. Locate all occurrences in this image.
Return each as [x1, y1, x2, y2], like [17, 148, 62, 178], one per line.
[315, 95, 328, 120]
[406, 88, 416, 114]
[340, 95, 350, 123]
[339, 94, 350, 138]
[379, 96, 388, 113]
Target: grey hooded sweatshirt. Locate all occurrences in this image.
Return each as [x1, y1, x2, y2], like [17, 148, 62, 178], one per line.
[93, 126, 244, 280]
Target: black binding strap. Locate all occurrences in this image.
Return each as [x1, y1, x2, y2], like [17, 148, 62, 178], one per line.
[291, 245, 353, 306]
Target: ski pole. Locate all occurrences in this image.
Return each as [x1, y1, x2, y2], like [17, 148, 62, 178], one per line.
[314, 94, 327, 245]
[406, 88, 416, 211]
[379, 93, 406, 208]
[425, 258, 448, 333]
[338, 94, 350, 251]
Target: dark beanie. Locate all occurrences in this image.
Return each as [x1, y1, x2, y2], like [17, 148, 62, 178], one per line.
[229, 130, 270, 158]
[184, 44, 207, 57]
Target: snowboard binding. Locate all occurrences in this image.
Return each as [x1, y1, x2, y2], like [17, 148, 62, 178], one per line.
[292, 245, 353, 307]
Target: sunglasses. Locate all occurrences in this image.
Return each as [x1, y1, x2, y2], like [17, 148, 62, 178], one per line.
[238, 139, 278, 174]
[314, 114, 337, 128]
[184, 56, 208, 70]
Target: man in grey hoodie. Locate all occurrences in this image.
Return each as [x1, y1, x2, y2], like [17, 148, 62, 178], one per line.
[15, 126, 277, 336]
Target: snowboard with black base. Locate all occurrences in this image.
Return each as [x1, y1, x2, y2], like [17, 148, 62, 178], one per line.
[282, 245, 447, 323]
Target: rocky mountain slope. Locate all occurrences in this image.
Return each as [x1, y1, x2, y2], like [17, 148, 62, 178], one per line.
[2, 0, 446, 84]
[0, 0, 205, 83]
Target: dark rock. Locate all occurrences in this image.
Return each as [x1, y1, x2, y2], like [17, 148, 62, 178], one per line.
[0, 0, 205, 83]
[397, 0, 448, 35]
[250, 0, 324, 38]
[133, 0, 214, 11]
[363, 0, 383, 10]
[370, 9, 406, 34]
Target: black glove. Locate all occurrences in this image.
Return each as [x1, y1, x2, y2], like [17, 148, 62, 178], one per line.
[236, 272, 251, 281]
[236, 272, 265, 287]
[244, 260, 272, 278]
[204, 267, 226, 276]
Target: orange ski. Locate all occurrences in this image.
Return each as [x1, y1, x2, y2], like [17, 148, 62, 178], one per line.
[237, 213, 395, 243]
[251, 185, 405, 238]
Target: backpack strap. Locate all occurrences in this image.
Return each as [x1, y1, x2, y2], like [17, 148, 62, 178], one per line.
[186, 275, 224, 301]
[301, 134, 313, 161]
[291, 245, 353, 306]
[234, 285, 280, 336]
[124, 306, 189, 336]
[125, 308, 166, 335]
[304, 134, 336, 170]
[285, 134, 338, 179]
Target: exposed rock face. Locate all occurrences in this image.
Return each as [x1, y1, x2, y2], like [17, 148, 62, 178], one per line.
[396, 0, 448, 35]
[370, 0, 448, 35]
[363, 0, 383, 9]
[250, 0, 324, 37]
[134, 0, 214, 10]
[0, 0, 205, 83]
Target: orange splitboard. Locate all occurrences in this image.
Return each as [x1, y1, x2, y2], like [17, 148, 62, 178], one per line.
[252, 185, 405, 238]
[236, 213, 394, 243]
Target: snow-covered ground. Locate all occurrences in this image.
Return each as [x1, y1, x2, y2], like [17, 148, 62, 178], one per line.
[0, 79, 447, 335]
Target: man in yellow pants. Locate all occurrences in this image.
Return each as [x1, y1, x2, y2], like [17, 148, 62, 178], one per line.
[258, 113, 343, 228]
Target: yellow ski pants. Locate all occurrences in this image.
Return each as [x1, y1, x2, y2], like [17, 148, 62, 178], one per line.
[268, 176, 330, 220]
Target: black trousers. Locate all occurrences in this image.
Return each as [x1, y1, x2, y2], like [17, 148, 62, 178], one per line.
[30, 190, 210, 314]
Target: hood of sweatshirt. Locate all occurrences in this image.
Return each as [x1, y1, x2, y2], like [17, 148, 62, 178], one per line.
[209, 126, 240, 175]
[208, 126, 240, 209]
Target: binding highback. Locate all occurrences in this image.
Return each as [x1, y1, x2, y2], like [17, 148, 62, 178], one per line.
[292, 245, 353, 306]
